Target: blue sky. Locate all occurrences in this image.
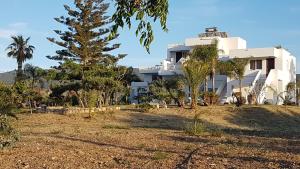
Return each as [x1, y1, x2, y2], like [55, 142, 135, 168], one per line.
[0, 0, 299, 73]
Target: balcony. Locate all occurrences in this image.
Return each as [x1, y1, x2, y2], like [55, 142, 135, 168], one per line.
[139, 65, 162, 74]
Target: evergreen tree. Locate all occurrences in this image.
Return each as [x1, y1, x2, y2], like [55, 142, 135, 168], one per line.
[47, 0, 123, 107]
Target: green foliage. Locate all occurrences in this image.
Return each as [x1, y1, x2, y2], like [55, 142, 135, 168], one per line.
[47, 0, 126, 108]
[191, 41, 220, 92]
[182, 59, 209, 109]
[24, 64, 46, 89]
[201, 92, 219, 105]
[136, 103, 155, 113]
[149, 79, 170, 102]
[111, 0, 169, 52]
[47, 0, 120, 63]
[226, 58, 249, 81]
[185, 114, 206, 136]
[0, 83, 19, 149]
[149, 78, 185, 107]
[0, 83, 17, 118]
[102, 124, 130, 130]
[223, 58, 249, 106]
[152, 151, 169, 160]
[6, 36, 35, 81]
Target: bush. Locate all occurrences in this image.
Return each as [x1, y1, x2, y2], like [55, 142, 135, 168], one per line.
[0, 117, 19, 149]
[0, 83, 19, 149]
[136, 103, 155, 113]
[201, 92, 219, 105]
[185, 114, 206, 136]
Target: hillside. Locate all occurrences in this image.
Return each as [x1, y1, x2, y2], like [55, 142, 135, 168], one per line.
[0, 70, 15, 84]
[0, 105, 299, 169]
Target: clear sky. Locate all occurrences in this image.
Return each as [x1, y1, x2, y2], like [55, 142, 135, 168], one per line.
[0, 0, 299, 73]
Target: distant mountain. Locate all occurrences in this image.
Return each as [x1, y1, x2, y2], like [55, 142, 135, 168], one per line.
[0, 71, 16, 84]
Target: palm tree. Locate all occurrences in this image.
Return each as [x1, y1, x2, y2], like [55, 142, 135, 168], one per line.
[6, 36, 35, 81]
[190, 40, 219, 92]
[225, 58, 249, 106]
[24, 64, 46, 89]
[182, 58, 209, 109]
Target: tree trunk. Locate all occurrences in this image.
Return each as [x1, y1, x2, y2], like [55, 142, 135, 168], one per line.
[212, 68, 215, 93]
[75, 91, 85, 108]
[191, 86, 197, 109]
[296, 88, 299, 106]
[16, 61, 23, 81]
[239, 79, 242, 105]
[205, 78, 208, 92]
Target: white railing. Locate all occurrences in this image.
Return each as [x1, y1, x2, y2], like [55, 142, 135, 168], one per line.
[139, 65, 162, 73]
[249, 70, 262, 94]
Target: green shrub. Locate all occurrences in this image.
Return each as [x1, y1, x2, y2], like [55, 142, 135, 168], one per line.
[152, 151, 169, 160]
[209, 128, 224, 137]
[185, 114, 206, 136]
[0, 83, 19, 149]
[136, 103, 155, 113]
[0, 117, 20, 149]
[102, 124, 130, 130]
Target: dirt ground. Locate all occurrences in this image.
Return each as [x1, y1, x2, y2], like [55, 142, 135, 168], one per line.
[0, 105, 300, 169]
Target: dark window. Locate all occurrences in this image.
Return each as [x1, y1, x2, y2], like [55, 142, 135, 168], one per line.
[175, 52, 183, 62]
[256, 60, 262, 69]
[267, 58, 275, 76]
[250, 60, 262, 70]
[250, 60, 255, 70]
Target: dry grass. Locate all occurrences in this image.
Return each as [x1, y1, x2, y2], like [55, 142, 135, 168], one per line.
[0, 105, 299, 168]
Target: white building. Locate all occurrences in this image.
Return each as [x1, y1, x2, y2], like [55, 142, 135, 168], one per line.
[131, 27, 297, 105]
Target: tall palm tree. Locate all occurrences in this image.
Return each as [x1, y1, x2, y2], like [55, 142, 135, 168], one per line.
[182, 58, 209, 109]
[190, 40, 219, 92]
[6, 36, 35, 81]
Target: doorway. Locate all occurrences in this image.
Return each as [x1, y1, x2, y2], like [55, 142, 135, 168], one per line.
[266, 58, 275, 76]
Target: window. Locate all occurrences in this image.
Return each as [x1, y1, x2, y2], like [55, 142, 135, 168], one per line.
[256, 60, 262, 69]
[250, 60, 256, 70]
[175, 52, 183, 63]
[250, 60, 262, 70]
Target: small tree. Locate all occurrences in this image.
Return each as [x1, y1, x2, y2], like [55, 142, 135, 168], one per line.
[182, 59, 209, 109]
[164, 77, 186, 107]
[24, 64, 46, 89]
[191, 41, 219, 92]
[47, 0, 121, 108]
[225, 58, 249, 106]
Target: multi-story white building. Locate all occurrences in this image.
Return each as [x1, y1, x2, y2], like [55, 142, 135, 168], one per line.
[131, 27, 297, 105]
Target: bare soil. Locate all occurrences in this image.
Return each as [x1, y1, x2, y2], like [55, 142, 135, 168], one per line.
[0, 105, 300, 169]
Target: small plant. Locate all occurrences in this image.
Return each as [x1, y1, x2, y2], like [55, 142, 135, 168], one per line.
[152, 151, 169, 160]
[102, 124, 130, 130]
[50, 129, 64, 135]
[185, 114, 206, 136]
[136, 103, 155, 113]
[136, 143, 146, 149]
[209, 128, 224, 137]
[100, 110, 116, 120]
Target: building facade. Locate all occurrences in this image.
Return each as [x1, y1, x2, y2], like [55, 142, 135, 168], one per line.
[131, 28, 297, 105]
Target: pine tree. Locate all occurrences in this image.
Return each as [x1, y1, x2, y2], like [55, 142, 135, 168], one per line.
[47, 0, 122, 107]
